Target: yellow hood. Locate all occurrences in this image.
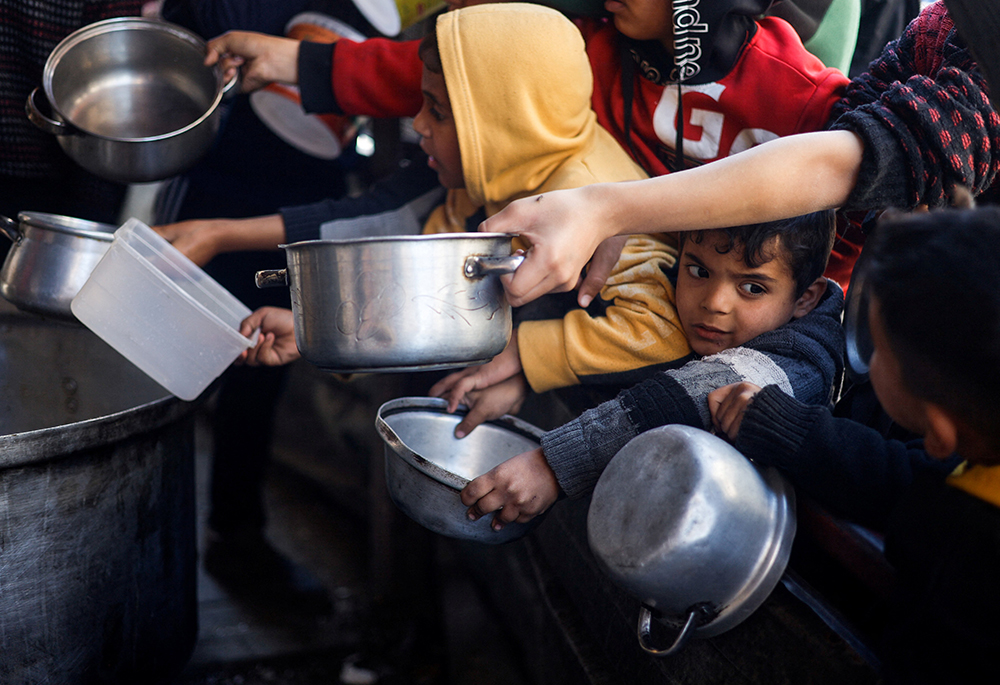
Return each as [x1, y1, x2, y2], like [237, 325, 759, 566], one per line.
[437, 3, 646, 215]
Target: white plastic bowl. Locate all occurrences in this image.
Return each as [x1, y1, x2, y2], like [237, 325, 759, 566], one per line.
[71, 218, 255, 401]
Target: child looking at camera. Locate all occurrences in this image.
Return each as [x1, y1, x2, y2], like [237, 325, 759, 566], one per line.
[706, 207, 1000, 685]
[458, 210, 844, 530]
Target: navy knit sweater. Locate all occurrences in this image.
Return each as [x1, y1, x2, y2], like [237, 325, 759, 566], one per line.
[540, 281, 845, 498]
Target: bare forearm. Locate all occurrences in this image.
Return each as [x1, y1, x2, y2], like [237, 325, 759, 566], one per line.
[214, 214, 287, 252]
[596, 130, 865, 235]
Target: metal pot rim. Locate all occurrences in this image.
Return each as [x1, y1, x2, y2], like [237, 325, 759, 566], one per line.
[280, 232, 515, 250]
[17, 211, 116, 242]
[376, 396, 545, 491]
[42, 17, 233, 143]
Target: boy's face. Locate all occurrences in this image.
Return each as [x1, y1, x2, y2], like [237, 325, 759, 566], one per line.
[604, 0, 674, 50]
[413, 66, 464, 190]
[867, 296, 929, 438]
[675, 232, 814, 356]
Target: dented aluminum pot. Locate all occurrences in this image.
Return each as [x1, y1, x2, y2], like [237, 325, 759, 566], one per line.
[0, 305, 198, 683]
[256, 233, 523, 372]
[588, 425, 796, 657]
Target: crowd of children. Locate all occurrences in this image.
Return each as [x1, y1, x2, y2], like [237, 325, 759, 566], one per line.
[155, 0, 1000, 682]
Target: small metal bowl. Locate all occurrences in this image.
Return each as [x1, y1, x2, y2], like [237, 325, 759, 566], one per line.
[375, 397, 545, 544]
[588, 425, 796, 656]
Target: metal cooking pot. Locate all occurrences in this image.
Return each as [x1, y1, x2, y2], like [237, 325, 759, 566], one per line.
[26, 17, 236, 183]
[588, 425, 796, 656]
[0, 304, 198, 682]
[1, 212, 115, 319]
[256, 234, 523, 372]
[375, 397, 544, 544]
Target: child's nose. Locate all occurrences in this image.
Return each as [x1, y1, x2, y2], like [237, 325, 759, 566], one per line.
[701, 285, 731, 313]
[412, 107, 431, 139]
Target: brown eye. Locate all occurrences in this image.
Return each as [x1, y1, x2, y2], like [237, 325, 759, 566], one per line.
[740, 282, 766, 295]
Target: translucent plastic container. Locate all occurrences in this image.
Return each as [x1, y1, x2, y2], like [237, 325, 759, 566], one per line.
[71, 218, 255, 401]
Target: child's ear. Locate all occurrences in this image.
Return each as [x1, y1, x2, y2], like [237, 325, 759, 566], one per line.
[791, 277, 828, 319]
[922, 403, 959, 459]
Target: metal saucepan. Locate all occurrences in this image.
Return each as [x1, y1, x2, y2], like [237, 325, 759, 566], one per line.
[256, 233, 523, 372]
[376, 397, 545, 544]
[26, 17, 236, 184]
[1, 212, 116, 320]
[588, 425, 796, 656]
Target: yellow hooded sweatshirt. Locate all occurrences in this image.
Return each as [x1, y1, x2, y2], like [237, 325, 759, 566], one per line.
[424, 3, 690, 393]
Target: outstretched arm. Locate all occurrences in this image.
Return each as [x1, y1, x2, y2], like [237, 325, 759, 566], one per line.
[205, 30, 300, 92]
[486, 130, 864, 306]
[153, 214, 286, 267]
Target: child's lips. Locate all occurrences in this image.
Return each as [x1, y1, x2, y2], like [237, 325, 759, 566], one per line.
[604, 0, 626, 12]
[693, 324, 728, 342]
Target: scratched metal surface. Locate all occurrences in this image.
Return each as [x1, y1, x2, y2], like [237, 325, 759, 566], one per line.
[0, 307, 199, 683]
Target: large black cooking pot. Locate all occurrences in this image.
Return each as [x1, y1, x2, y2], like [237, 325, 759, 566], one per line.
[0, 303, 198, 683]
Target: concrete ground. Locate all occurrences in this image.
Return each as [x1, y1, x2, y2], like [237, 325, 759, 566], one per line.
[172, 361, 532, 685]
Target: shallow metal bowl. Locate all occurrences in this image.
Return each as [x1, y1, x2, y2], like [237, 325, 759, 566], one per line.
[588, 425, 796, 655]
[376, 397, 544, 544]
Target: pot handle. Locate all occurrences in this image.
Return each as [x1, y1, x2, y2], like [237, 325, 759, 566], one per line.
[26, 88, 74, 136]
[221, 71, 239, 99]
[636, 606, 699, 658]
[255, 269, 288, 288]
[464, 254, 525, 279]
[0, 214, 21, 243]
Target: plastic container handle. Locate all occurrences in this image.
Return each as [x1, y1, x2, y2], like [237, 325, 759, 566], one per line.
[463, 254, 525, 279]
[255, 269, 288, 288]
[26, 88, 74, 136]
[0, 214, 21, 243]
[636, 606, 699, 657]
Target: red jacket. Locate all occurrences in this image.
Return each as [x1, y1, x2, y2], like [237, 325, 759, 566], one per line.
[325, 16, 854, 282]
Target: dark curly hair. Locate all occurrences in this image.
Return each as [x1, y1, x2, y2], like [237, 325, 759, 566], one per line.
[866, 207, 1000, 462]
[677, 209, 836, 297]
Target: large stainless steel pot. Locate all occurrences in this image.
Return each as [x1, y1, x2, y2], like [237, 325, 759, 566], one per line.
[588, 425, 796, 656]
[376, 397, 544, 544]
[0, 304, 198, 683]
[256, 234, 523, 372]
[26, 17, 235, 183]
[1, 211, 115, 319]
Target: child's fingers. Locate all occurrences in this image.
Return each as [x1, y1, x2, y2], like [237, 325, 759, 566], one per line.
[454, 401, 491, 438]
[460, 474, 494, 508]
[429, 370, 463, 397]
[465, 488, 507, 521]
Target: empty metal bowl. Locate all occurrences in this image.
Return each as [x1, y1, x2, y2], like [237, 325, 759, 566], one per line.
[588, 425, 796, 656]
[375, 397, 545, 544]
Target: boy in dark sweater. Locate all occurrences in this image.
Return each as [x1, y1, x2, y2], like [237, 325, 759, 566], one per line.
[458, 211, 843, 528]
[708, 207, 1000, 684]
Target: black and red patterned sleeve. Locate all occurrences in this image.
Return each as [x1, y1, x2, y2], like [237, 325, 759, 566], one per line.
[827, 1, 1000, 211]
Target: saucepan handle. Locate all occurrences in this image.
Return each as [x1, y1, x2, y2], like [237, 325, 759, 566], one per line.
[636, 606, 699, 657]
[255, 269, 288, 288]
[464, 254, 525, 279]
[0, 214, 21, 243]
[26, 88, 74, 136]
